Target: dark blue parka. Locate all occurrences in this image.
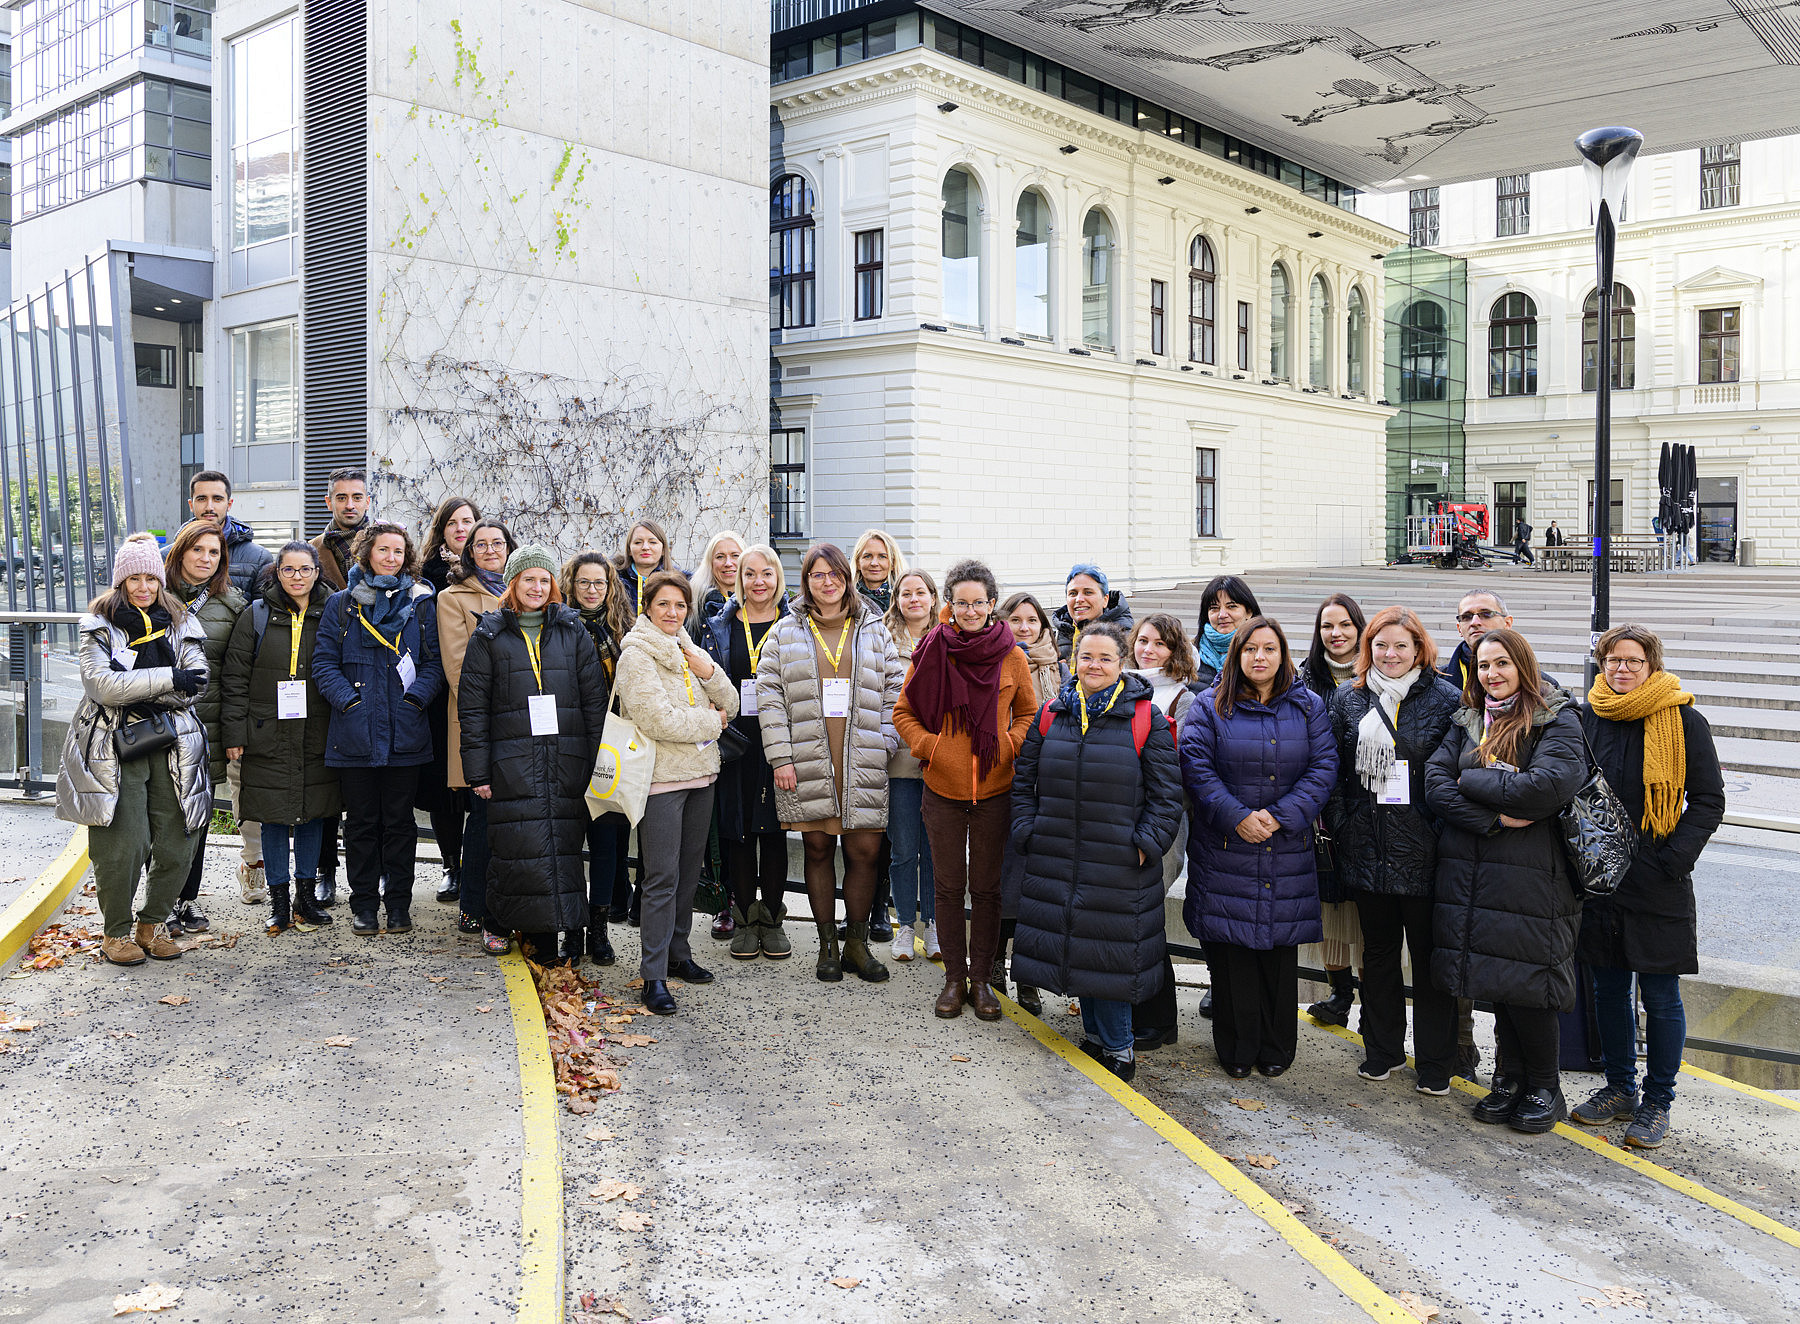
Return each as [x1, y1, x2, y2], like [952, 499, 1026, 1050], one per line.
[1182, 675, 1336, 949]
[1010, 672, 1185, 1003]
[312, 583, 444, 768]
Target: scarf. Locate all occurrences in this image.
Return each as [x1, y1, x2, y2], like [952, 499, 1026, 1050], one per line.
[347, 564, 415, 639]
[438, 544, 462, 569]
[322, 516, 369, 572]
[1056, 674, 1126, 731]
[1355, 666, 1421, 792]
[1132, 666, 1184, 716]
[904, 618, 1016, 778]
[474, 566, 507, 598]
[1586, 670, 1693, 838]
[858, 579, 893, 613]
[172, 579, 209, 612]
[1022, 630, 1063, 706]
[1198, 622, 1233, 676]
[107, 600, 177, 670]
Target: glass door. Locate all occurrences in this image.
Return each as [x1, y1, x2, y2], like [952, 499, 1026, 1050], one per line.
[1697, 476, 1738, 562]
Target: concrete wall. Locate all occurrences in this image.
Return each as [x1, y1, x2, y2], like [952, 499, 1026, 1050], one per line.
[11, 182, 210, 295]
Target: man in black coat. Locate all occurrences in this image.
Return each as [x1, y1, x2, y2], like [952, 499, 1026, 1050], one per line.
[188, 470, 274, 595]
[1512, 519, 1535, 565]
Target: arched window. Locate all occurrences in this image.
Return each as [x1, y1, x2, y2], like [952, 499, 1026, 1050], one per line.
[1269, 263, 1292, 380]
[1307, 273, 1331, 387]
[1187, 235, 1216, 364]
[770, 174, 816, 330]
[1015, 189, 1050, 338]
[1583, 283, 1636, 390]
[1345, 286, 1367, 395]
[1081, 208, 1115, 350]
[1399, 299, 1448, 402]
[1487, 292, 1538, 396]
[941, 168, 984, 327]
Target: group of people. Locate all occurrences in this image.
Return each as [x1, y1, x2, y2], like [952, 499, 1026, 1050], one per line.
[57, 476, 1722, 1150]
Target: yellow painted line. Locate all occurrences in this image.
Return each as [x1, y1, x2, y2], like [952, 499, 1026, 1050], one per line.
[500, 950, 565, 1324]
[1301, 1012, 1800, 1252]
[0, 828, 89, 969]
[999, 992, 1418, 1323]
[1680, 1060, 1800, 1114]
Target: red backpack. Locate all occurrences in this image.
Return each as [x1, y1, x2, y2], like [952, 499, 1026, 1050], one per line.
[1038, 697, 1172, 754]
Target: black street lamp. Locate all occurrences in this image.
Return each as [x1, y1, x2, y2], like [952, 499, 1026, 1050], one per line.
[1576, 125, 1643, 689]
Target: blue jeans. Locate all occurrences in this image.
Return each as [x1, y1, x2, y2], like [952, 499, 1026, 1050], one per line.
[261, 819, 326, 891]
[887, 777, 935, 926]
[461, 796, 491, 926]
[1593, 966, 1685, 1109]
[1081, 996, 1134, 1058]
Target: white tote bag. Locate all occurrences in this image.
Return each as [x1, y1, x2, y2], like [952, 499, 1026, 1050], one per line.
[587, 692, 655, 826]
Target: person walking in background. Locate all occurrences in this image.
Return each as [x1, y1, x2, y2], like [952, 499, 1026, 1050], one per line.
[1298, 593, 1365, 1029]
[894, 559, 1037, 1021]
[459, 546, 610, 966]
[221, 541, 341, 936]
[1512, 518, 1535, 565]
[1051, 563, 1133, 662]
[615, 571, 738, 1014]
[56, 535, 210, 966]
[1426, 628, 1587, 1133]
[418, 496, 480, 906]
[617, 520, 678, 621]
[851, 528, 906, 614]
[757, 544, 901, 985]
[564, 551, 633, 967]
[1183, 617, 1335, 1078]
[312, 522, 444, 938]
[1545, 521, 1564, 549]
[437, 519, 516, 948]
[1324, 607, 1462, 1093]
[309, 467, 373, 592]
[1012, 621, 1184, 1080]
[186, 470, 273, 600]
[1572, 625, 1725, 1149]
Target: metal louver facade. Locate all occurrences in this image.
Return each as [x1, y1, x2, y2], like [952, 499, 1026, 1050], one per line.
[300, 0, 368, 536]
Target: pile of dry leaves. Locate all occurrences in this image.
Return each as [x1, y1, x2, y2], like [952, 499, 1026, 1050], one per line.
[530, 960, 661, 1114]
[19, 922, 102, 970]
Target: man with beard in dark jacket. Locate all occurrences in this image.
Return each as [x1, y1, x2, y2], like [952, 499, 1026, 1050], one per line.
[188, 470, 274, 595]
[310, 467, 373, 591]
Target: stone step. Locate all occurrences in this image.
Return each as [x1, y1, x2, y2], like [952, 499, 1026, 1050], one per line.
[1712, 734, 1800, 778]
[1705, 705, 1800, 743]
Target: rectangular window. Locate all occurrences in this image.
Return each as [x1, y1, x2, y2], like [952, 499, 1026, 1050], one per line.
[770, 429, 808, 539]
[1701, 143, 1740, 210]
[1236, 301, 1250, 371]
[135, 342, 176, 387]
[229, 17, 299, 287]
[1496, 174, 1529, 237]
[1493, 481, 1526, 547]
[1408, 187, 1440, 247]
[1149, 279, 1166, 357]
[1699, 307, 1739, 383]
[853, 228, 883, 320]
[0, 162, 11, 247]
[1586, 478, 1626, 536]
[230, 319, 298, 485]
[1195, 447, 1218, 537]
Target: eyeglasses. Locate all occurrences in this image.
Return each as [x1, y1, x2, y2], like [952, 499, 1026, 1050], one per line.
[1456, 609, 1503, 623]
[277, 566, 316, 578]
[951, 599, 990, 612]
[1602, 657, 1648, 673]
[808, 570, 844, 584]
[470, 540, 508, 553]
[573, 578, 608, 591]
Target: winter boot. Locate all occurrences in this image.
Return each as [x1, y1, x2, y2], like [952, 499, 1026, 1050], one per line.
[814, 922, 843, 982]
[1307, 967, 1357, 1027]
[759, 902, 792, 959]
[729, 905, 761, 959]
[293, 879, 333, 927]
[868, 875, 894, 942]
[265, 883, 293, 936]
[586, 906, 616, 966]
[134, 923, 182, 960]
[841, 921, 889, 983]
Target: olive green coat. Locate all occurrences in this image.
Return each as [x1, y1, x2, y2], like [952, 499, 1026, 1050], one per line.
[177, 580, 248, 782]
[220, 586, 343, 827]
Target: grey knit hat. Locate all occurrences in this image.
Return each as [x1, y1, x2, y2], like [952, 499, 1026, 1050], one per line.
[504, 544, 559, 584]
[111, 535, 168, 589]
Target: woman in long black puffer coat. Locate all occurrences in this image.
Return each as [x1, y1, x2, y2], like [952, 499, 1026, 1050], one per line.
[1011, 622, 1185, 1082]
[1425, 627, 1586, 1136]
[459, 547, 610, 963]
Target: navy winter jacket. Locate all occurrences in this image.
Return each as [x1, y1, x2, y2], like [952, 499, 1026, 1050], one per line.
[222, 516, 275, 597]
[312, 585, 445, 768]
[1181, 675, 1336, 950]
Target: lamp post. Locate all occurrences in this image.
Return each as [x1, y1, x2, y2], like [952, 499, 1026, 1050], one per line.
[1576, 125, 1643, 689]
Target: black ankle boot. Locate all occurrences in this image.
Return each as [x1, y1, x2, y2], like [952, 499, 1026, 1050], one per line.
[293, 879, 333, 927]
[1307, 968, 1357, 1027]
[587, 906, 616, 966]
[265, 883, 292, 936]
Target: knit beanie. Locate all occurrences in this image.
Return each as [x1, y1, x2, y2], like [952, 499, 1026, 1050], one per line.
[505, 544, 559, 584]
[1066, 562, 1108, 595]
[111, 535, 168, 588]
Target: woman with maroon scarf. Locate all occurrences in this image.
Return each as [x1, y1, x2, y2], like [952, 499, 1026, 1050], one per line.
[894, 559, 1039, 1021]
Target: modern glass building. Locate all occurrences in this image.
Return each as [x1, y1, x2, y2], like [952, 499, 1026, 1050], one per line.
[1382, 247, 1468, 561]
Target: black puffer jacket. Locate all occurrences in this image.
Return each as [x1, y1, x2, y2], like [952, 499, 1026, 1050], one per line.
[459, 605, 610, 934]
[1050, 591, 1134, 662]
[1425, 694, 1587, 1011]
[1009, 672, 1185, 1003]
[1324, 672, 1462, 898]
[1576, 704, 1724, 974]
[220, 583, 343, 827]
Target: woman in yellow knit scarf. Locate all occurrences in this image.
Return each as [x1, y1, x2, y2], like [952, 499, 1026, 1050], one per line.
[1585, 664, 1691, 838]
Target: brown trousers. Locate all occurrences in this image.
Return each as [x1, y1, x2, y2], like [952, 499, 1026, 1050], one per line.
[921, 786, 1010, 982]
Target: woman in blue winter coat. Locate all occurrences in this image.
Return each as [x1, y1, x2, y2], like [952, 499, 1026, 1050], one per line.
[1182, 617, 1337, 1078]
[1012, 622, 1185, 1082]
[311, 522, 445, 937]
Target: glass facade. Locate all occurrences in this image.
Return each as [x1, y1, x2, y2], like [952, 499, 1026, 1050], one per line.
[14, 77, 211, 220]
[229, 16, 298, 287]
[230, 320, 297, 486]
[13, 0, 212, 111]
[1383, 248, 1468, 560]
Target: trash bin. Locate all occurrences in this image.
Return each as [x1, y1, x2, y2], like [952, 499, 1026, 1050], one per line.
[1739, 539, 1756, 567]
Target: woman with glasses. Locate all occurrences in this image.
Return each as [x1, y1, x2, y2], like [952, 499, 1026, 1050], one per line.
[757, 544, 903, 984]
[895, 560, 1038, 1020]
[562, 551, 633, 965]
[418, 496, 480, 906]
[1570, 626, 1724, 1149]
[1051, 562, 1133, 662]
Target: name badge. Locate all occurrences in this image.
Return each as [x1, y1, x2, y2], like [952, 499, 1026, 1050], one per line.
[528, 693, 559, 736]
[1379, 759, 1411, 806]
[112, 647, 137, 670]
[396, 651, 418, 690]
[740, 678, 760, 716]
[822, 678, 851, 718]
[277, 680, 308, 720]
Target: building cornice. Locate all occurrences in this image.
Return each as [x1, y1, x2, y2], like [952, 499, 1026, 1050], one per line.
[1444, 201, 1800, 262]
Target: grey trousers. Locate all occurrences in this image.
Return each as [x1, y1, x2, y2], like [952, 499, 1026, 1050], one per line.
[637, 784, 715, 981]
[226, 758, 262, 866]
[90, 754, 200, 937]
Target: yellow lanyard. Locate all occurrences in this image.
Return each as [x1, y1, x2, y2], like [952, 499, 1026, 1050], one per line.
[1078, 678, 1125, 736]
[288, 613, 303, 680]
[636, 576, 644, 617]
[678, 652, 695, 706]
[523, 627, 544, 694]
[808, 615, 851, 669]
[1071, 624, 1082, 655]
[357, 610, 402, 658]
[129, 608, 165, 648]
[743, 613, 771, 672]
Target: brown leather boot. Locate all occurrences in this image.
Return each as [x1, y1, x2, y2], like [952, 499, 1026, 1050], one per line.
[969, 979, 1003, 1021]
[134, 922, 183, 961]
[101, 934, 146, 966]
[934, 975, 967, 1019]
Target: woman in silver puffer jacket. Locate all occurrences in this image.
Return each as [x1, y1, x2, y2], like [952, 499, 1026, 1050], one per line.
[755, 542, 903, 984]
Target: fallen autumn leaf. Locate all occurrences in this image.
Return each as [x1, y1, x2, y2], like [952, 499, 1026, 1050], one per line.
[1229, 1098, 1267, 1111]
[320, 1035, 357, 1048]
[156, 995, 189, 1007]
[1244, 1154, 1279, 1169]
[829, 1277, 862, 1289]
[1395, 1289, 1441, 1321]
[111, 1282, 181, 1314]
[949, 1054, 971, 1063]
[616, 1210, 652, 1232]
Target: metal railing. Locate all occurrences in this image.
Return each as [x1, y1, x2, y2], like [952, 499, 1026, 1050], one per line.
[1, 610, 85, 796]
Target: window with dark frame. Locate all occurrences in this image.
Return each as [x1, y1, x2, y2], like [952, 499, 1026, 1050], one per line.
[853, 228, 883, 320]
[1586, 478, 1626, 536]
[1236, 301, 1250, 371]
[1187, 235, 1216, 364]
[769, 428, 808, 538]
[1496, 173, 1530, 237]
[1487, 292, 1538, 396]
[1195, 447, 1218, 537]
[1699, 307, 1739, 384]
[1408, 186, 1440, 247]
[135, 342, 176, 387]
[1701, 143, 1740, 210]
[1582, 283, 1636, 391]
[1493, 480, 1527, 547]
[1149, 279, 1167, 357]
[1400, 299, 1449, 402]
[770, 174, 816, 330]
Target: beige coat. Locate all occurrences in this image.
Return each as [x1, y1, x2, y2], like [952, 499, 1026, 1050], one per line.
[437, 577, 500, 788]
[614, 616, 739, 786]
[888, 627, 928, 780]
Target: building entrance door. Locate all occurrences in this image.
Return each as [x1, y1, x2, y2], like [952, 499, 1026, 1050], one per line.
[1697, 476, 1738, 563]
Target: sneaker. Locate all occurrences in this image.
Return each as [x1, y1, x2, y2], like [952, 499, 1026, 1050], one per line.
[237, 861, 268, 905]
[1415, 1078, 1452, 1097]
[1622, 1103, 1669, 1149]
[1571, 1083, 1640, 1126]
[890, 925, 915, 962]
[922, 922, 941, 961]
[171, 900, 209, 934]
[1357, 1060, 1398, 1081]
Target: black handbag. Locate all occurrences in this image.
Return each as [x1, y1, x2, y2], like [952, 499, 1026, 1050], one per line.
[716, 722, 752, 765]
[114, 710, 178, 762]
[1559, 724, 1637, 898]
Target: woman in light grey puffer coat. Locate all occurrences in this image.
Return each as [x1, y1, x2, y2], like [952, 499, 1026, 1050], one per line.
[755, 543, 903, 984]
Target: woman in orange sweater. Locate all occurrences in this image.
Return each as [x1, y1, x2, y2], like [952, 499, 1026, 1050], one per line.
[894, 559, 1038, 1021]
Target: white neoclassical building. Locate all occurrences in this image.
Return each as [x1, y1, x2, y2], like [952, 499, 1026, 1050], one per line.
[1358, 136, 1800, 565]
[768, 7, 1402, 591]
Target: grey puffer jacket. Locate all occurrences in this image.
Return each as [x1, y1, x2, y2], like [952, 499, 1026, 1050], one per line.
[56, 611, 212, 833]
[754, 602, 902, 831]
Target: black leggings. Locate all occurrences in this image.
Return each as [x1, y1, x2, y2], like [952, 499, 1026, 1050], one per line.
[1494, 1003, 1562, 1090]
[430, 798, 465, 873]
[726, 833, 787, 916]
[801, 830, 880, 926]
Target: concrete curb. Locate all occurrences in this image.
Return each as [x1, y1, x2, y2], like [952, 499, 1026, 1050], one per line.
[0, 826, 88, 970]
[499, 951, 565, 1324]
